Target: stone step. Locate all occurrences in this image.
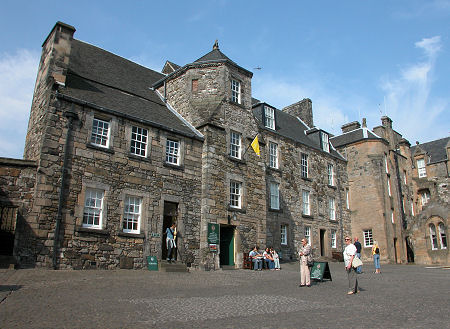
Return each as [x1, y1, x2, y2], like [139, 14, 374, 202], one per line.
[159, 260, 188, 272]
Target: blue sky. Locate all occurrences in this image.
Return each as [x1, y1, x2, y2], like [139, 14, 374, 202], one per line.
[1, 0, 449, 158]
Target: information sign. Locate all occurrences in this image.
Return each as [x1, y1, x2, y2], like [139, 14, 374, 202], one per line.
[310, 261, 332, 281]
[207, 223, 220, 244]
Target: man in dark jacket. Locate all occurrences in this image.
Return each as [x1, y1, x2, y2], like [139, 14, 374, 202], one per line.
[354, 237, 362, 273]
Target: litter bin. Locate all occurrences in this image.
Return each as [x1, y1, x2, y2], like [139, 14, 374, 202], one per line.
[147, 256, 158, 271]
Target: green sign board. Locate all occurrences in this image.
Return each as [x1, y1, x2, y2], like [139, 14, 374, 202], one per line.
[310, 261, 332, 281]
[207, 223, 220, 244]
[147, 256, 158, 271]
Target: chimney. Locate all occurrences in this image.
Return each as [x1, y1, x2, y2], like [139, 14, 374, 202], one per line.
[381, 116, 393, 129]
[341, 121, 361, 134]
[282, 98, 313, 128]
[362, 118, 367, 128]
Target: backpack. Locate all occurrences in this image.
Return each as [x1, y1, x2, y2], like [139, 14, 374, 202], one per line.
[375, 247, 380, 254]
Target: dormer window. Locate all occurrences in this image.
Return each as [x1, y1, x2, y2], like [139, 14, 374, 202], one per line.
[264, 106, 275, 130]
[321, 132, 330, 153]
[231, 79, 241, 104]
[417, 158, 426, 178]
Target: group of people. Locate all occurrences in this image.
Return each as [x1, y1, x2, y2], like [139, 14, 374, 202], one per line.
[249, 246, 281, 270]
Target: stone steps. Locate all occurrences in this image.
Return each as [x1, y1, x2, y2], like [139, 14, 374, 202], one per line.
[159, 260, 188, 272]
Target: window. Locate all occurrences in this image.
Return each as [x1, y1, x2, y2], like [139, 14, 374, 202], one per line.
[384, 155, 389, 174]
[270, 182, 280, 210]
[329, 197, 336, 221]
[410, 200, 415, 216]
[192, 79, 198, 92]
[231, 79, 241, 104]
[230, 131, 241, 159]
[321, 132, 330, 153]
[269, 142, 278, 168]
[327, 164, 334, 186]
[130, 126, 148, 157]
[438, 223, 447, 249]
[91, 118, 110, 147]
[304, 226, 311, 245]
[230, 181, 242, 208]
[83, 188, 104, 229]
[429, 224, 438, 250]
[346, 189, 350, 209]
[420, 190, 431, 206]
[391, 210, 394, 224]
[301, 153, 308, 178]
[331, 230, 337, 248]
[302, 190, 310, 215]
[166, 139, 180, 165]
[387, 178, 392, 196]
[264, 106, 275, 129]
[280, 224, 287, 245]
[417, 159, 426, 178]
[364, 229, 373, 247]
[403, 170, 407, 184]
[123, 196, 142, 234]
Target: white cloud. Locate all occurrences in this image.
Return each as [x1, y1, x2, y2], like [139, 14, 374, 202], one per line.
[381, 36, 448, 143]
[0, 49, 39, 159]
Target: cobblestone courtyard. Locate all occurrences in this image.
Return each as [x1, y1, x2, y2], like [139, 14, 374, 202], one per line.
[1, 262, 449, 328]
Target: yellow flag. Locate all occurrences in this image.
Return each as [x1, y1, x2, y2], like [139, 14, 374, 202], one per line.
[251, 135, 260, 157]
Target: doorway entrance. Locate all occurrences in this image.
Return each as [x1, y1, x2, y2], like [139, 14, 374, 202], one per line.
[319, 229, 326, 257]
[393, 237, 398, 263]
[405, 237, 415, 263]
[219, 225, 235, 266]
[161, 201, 178, 261]
[0, 205, 17, 256]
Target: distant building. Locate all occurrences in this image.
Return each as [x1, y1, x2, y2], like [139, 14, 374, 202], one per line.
[0, 22, 350, 269]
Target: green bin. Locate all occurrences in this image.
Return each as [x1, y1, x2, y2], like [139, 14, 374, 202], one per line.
[147, 256, 158, 271]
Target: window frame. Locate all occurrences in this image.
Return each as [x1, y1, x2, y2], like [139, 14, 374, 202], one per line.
[331, 229, 337, 248]
[82, 188, 105, 229]
[329, 197, 336, 221]
[165, 138, 180, 165]
[269, 142, 278, 169]
[301, 153, 308, 178]
[363, 229, 373, 247]
[429, 224, 438, 250]
[321, 132, 330, 153]
[270, 182, 280, 210]
[438, 223, 447, 249]
[231, 79, 241, 104]
[420, 190, 431, 206]
[387, 177, 392, 196]
[302, 190, 310, 216]
[280, 224, 287, 245]
[130, 126, 148, 158]
[230, 131, 242, 159]
[264, 106, 275, 130]
[91, 118, 110, 148]
[229, 180, 242, 209]
[327, 163, 334, 186]
[304, 226, 311, 245]
[122, 195, 142, 234]
[417, 158, 427, 178]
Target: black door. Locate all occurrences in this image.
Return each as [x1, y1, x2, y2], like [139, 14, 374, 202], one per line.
[320, 229, 326, 257]
[219, 225, 234, 266]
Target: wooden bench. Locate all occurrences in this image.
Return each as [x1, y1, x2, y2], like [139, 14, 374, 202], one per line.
[243, 252, 252, 269]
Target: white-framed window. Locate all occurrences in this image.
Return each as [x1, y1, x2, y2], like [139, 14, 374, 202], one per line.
[346, 189, 350, 209]
[302, 190, 310, 215]
[165, 139, 180, 165]
[269, 142, 278, 168]
[230, 131, 241, 159]
[331, 229, 337, 248]
[270, 182, 280, 210]
[363, 229, 373, 247]
[420, 190, 431, 206]
[301, 153, 308, 178]
[280, 224, 287, 245]
[410, 200, 415, 216]
[321, 132, 330, 153]
[438, 223, 447, 249]
[387, 178, 392, 196]
[83, 188, 104, 229]
[329, 197, 336, 220]
[91, 118, 110, 148]
[231, 79, 241, 104]
[384, 155, 389, 174]
[264, 106, 275, 130]
[403, 170, 407, 184]
[429, 224, 438, 250]
[304, 226, 311, 245]
[417, 158, 427, 178]
[130, 126, 148, 157]
[123, 196, 142, 234]
[327, 164, 334, 186]
[230, 181, 242, 209]
[391, 210, 394, 224]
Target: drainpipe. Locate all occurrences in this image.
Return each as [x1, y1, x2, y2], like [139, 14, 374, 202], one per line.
[53, 104, 78, 269]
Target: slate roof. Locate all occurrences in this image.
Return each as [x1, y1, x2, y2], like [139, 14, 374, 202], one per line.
[330, 128, 381, 148]
[252, 104, 345, 160]
[410, 137, 449, 164]
[194, 48, 233, 64]
[59, 40, 202, 139]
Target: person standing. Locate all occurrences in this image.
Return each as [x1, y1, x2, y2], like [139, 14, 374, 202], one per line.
[298, 238, 311, 287]
[354, 237, 362, 274]
[343, 236, 358, 295]
[165, 223, 176, 262]
[372, 241, 381, 273]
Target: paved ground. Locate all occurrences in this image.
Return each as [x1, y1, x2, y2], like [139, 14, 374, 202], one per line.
[1, 261, 449, 328]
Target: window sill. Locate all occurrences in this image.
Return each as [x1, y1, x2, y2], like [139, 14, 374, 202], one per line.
[227, 205, 246, 213]
[268, 208, 283, 213]
[327, 184, 337, 189]
[302, 214, 314, 219]
[266, 166, 281, 173]
[228, 155, 247, 164]
[75, 226, 109, 235]
[301, 176, 312, 182]
[163, 162, 184, 171]
[118, 231, 145, 239]
[229, 100, 246, 109]
[128, 153, 151, 162]
[86, 143, 115, 154]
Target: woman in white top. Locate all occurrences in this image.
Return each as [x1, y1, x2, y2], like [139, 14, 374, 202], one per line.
[343, 236, 359, 295]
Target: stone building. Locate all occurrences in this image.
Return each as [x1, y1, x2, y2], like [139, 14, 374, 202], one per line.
[406, 137, 449, 265]
[1, 21, 350, 269]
